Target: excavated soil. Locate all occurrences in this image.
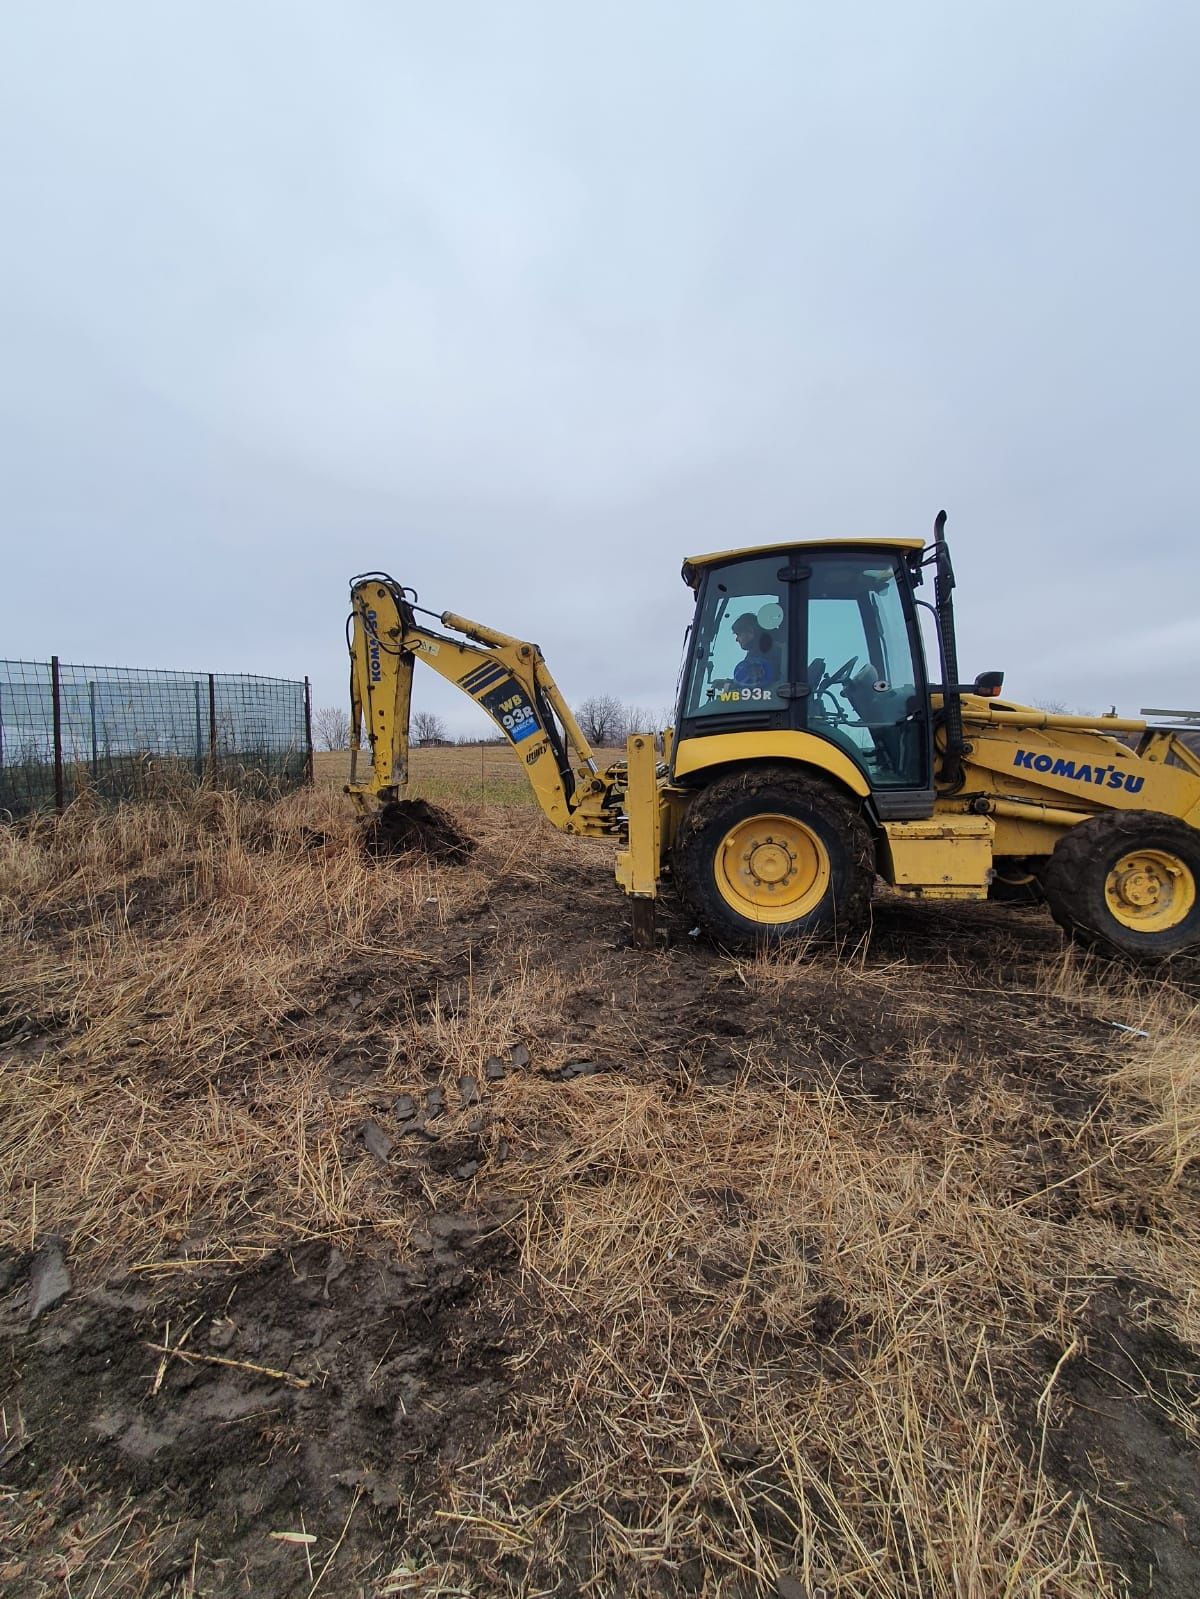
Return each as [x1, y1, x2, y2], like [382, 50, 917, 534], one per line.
[3, 801, 1200, 1597]
[1033, 1284, 1200, 1592]
[2, 1230, 518, 1594]
[360, 798, 476, 862]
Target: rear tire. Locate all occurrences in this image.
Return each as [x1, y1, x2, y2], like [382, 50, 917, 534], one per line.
[672, 766, 874, 951]
[1042, 811, 1200, 959]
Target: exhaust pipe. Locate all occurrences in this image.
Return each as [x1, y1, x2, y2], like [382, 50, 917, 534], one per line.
[933, 510, 966, 789]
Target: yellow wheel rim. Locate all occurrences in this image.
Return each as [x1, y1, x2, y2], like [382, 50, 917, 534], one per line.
[1103, 848, 1196, 933]
[714, 812, 830, 924]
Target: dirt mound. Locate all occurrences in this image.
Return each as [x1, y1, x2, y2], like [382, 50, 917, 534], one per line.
[361, 798, 476, 862]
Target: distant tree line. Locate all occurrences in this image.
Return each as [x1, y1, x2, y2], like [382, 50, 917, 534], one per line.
[314, 706, 452, 750]
[315, 695, 673, 753]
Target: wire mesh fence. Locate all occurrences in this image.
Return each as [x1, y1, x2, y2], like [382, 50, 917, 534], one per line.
[0, 658, 313, 816]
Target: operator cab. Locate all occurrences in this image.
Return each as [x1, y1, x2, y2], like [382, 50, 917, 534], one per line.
[676, 539, 934, 815]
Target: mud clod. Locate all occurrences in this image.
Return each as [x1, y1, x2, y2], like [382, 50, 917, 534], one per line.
[427, 1211, 478, 1242]
[412, 1210, 484, 1254]
[323, 1248, 347, 1299]
[27, 1240, 71, 1321]
[776, 1578, 813, 1599]
[359, 1121, 393, 1166]
[562, 1059, 598, 1080]
[484, 1055, 506, 1081]
[362, 799, 475, 863]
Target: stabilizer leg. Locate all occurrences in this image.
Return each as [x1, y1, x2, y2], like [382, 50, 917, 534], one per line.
[631, 897, 656, 950]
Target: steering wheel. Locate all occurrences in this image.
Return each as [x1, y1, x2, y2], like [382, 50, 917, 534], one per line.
[820, 654, 859, 692]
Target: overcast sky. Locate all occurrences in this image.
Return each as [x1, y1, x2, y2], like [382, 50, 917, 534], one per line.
[2, 1, 1197, 736]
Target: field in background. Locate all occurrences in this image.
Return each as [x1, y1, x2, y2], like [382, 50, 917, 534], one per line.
[2, 781, 1200, 1596]
[316, 744, 538, 807]
[315, 742, 626, 808]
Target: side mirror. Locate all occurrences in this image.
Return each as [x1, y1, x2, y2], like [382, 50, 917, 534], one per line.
[973, 670, 1004, 698]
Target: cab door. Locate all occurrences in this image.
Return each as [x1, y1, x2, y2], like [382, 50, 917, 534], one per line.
[798, 551, 933, 815]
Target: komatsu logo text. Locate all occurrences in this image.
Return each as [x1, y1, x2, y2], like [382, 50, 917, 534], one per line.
[1013, 750, 1144, 793]
[366, 609, 382, 683]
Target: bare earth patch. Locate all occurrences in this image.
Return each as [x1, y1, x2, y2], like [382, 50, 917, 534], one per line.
[2, 776, 1199, 1596]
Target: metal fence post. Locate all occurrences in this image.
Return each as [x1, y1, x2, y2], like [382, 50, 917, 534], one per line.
[51, 655, 64, 814]
[208, 674, 218, 774]
[193, 680, 204, 777]
[89, 681, 99, 781]
[304, 676, 314, 785]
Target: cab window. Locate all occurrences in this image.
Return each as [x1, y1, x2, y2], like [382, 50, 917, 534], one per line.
[681, 557, 789, 718]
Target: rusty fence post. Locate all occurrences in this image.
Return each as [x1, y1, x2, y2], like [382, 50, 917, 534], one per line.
[51, 655, 65, 814]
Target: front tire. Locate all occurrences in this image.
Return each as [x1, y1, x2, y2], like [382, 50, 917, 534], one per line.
[1042, 811, 1200, 959]
[673, 766, 874, 951]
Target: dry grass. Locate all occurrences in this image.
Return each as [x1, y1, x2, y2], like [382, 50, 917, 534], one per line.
[486, 1081, 1107, 1595]
[2, 767, 1200, 1595]
[0, 785, 504, 1271]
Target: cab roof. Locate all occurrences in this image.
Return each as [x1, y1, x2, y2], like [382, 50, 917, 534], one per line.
[681, 537, 927, 589]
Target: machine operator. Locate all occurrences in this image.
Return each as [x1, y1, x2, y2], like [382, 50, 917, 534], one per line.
[730, 612, 783, 690]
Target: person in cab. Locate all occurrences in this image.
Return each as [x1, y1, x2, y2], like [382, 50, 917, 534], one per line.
[730, 612, 783, 691]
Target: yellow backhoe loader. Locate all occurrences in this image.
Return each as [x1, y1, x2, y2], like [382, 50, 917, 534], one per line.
[346, 514, 1200, 959]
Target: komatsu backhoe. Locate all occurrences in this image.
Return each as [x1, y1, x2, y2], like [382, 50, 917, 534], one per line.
[346, 514, 1200, 959]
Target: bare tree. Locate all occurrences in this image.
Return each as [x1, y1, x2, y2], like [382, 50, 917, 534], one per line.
[574, 698, 675, 748]
[314, 705, 351, 751]
[623, 704, 674, 735]
[575, 694, 627, 748]
[413, 710, 449, 745]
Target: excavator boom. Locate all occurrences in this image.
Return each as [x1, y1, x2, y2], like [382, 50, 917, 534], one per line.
[347, 574, 627, 838]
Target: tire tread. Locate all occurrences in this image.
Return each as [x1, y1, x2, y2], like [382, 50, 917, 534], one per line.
[1042, 810, 1200, 958]
[673, 765, 874, 950]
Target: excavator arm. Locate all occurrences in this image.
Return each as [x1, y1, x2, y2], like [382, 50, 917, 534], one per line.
[346, 573, 629, 838]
